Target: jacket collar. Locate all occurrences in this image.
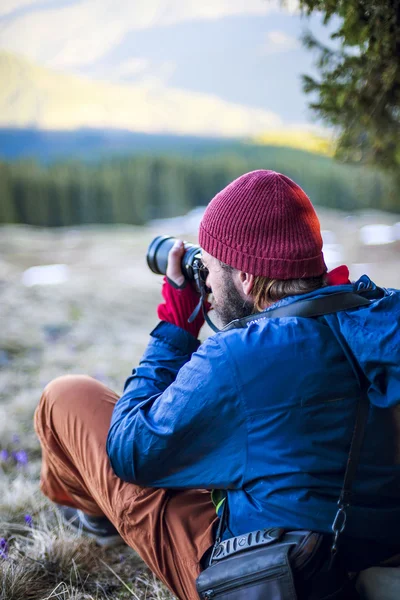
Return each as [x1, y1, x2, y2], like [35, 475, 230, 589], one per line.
[261, 275, 379, 316]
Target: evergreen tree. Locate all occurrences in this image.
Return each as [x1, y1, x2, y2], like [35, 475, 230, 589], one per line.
[1, 148, 398, 227]
[0, 163, 16, 223]
[299, 1, 400, 174]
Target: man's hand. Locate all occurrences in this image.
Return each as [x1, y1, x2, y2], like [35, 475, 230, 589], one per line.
[166, 240, 185, 288]
[157, 239, 210, 338]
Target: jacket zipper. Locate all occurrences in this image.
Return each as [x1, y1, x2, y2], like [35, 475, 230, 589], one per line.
[202, 565, 284, 598]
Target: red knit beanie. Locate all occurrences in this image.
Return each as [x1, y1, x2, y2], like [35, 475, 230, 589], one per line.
[199, 170, 326, 279]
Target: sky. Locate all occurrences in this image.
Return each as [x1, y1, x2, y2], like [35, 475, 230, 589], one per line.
[0, 0, 337, 136]
[0, 0, 300, 68]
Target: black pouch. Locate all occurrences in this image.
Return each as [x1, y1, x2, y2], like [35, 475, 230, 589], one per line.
[196, 527, 300, 600]
[196, 527, 359, 600]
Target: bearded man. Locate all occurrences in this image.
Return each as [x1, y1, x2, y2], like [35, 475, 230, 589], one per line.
[35, 170, 400, 600]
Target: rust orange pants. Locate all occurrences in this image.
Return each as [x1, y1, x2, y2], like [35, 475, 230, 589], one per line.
[34, 375, 217, 600]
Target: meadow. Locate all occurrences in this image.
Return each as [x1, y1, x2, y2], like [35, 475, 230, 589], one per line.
[0, 225, 174, 599]
[0, 208, 399, 599]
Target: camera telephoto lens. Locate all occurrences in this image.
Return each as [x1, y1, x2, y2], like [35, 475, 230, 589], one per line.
[146, 235, 205, 282]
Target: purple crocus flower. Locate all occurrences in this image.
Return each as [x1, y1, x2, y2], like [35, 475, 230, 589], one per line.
[25, 514, 33, 527]
[0, 449, 9, 462]
[0, 538, 8, 559]
[13, 450, 28, 466]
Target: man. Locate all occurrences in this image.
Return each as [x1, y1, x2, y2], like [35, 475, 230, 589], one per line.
[35, 170, 400, 600]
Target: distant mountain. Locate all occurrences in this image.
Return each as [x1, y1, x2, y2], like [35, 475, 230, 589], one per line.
[0, 50, 331, 161]
[0, 51, 284, 137]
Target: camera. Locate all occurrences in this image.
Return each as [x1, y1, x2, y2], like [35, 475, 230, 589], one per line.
[146, 236, 208, 292]
[147, 235, 220, 332]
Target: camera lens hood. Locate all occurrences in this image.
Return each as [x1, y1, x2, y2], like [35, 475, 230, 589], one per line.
[146, 235, 174, 275]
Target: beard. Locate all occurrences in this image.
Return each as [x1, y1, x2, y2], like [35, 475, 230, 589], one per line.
[212, 271, 256, 328]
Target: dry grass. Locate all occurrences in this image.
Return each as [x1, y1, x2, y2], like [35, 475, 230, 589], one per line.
[0, 558, 49, 600]
[0, 225, 175, 599]
[0, 510, 173, 599]
[0, 473, 174, 600]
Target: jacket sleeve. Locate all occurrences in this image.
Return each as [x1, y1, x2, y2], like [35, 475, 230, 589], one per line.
[106, 321, 247, 489]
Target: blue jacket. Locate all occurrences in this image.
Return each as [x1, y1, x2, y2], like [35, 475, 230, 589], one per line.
[107, 276, 400, 556]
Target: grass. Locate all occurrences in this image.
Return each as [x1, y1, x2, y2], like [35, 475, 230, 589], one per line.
[0, 224, 175, 599]
[0, 447, 174, 600]
[0, 513, 165, 599]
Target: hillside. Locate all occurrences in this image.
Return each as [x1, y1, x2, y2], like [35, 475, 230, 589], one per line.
[0, 51, 333, 157]
[0, 51, 283, 137]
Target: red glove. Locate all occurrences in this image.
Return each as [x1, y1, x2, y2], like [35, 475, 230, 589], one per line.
[157, 277, 210, 338]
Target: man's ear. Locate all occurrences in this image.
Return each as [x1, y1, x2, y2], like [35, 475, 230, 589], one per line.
[238, 271, 255, 297]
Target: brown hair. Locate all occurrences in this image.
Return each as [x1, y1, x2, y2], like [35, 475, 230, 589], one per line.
[251, 275, 326, 311]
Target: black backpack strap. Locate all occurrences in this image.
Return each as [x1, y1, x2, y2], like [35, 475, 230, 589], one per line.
[329, 390, 369, 561]
[323, 318, 370, 561]
[223, 291, 370, 331]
